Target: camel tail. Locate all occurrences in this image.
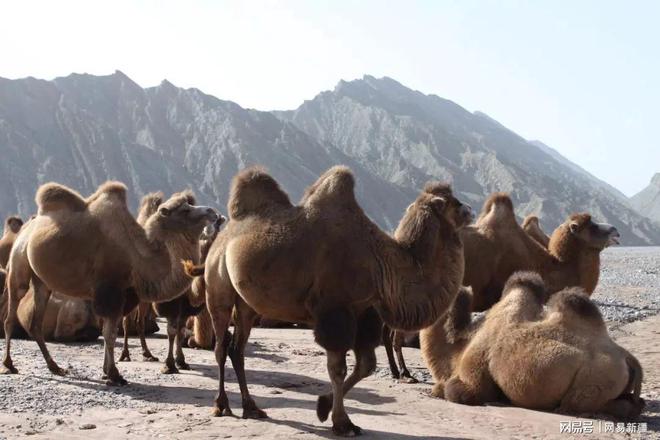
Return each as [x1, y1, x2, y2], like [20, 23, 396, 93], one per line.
[182, 260, 205, 278]
[444, 287, 473, 344]
[228, 167, 292, 219]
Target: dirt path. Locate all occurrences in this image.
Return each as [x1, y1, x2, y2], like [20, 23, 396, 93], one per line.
[0, 314, 657, 439]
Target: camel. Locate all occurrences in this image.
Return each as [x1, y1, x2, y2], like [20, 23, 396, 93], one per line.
[0, 216, 24, 268]
[194, 166, 472, 436]
[118, 192, 225, 374]
[522, 215, 550, 248]
[1, 181, 218, 385]
[381, 326, 419, 383]
[419, 286, 483, 398]
[445, 272, 645, 420]
[462, 193, 620, 311]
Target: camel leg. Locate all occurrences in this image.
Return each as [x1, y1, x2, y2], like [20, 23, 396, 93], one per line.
[209, 306, 233, 417]
[161, 319, 179, 374]
[101, 315, 127, 386]
[138, 302, 158, 361]
[1, 281, 27, 375]
[229, 299, 266, 419]
[600, 394, 645, 420]
[394, 331, 417, 383]
[174, 317, 190, 370]
[324, 350, 362, 436]
[382, 324, 400, 379]
[30, 279, 66, 375]
[317, 346, 377, 429]
[118, 316, 132, 362]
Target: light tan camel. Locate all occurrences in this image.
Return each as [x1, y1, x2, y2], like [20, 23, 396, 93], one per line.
[195, 166, 472, 436]
[1, 182, 218, 385]
[445, 272, 645, 420]
[522, 214, 550, 248]
[462, 193, 620, 310]
[0, 216, 24, 269]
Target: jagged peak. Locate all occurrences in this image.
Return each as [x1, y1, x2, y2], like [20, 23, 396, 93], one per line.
[651, 173, 660, 186]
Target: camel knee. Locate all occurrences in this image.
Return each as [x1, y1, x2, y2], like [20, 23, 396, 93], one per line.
[314, 307, 356, 353]
[445, 376, 482, 405]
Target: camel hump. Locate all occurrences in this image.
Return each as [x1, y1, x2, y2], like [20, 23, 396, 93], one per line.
[137, 192, 164, 224]
[36, 183, 87, 213]
[478, 192, 515, 224]
[547, 287, 603, 322]
[502, 271, 547, 303]
[90, 181, 128, 203]
[522, 215, 539, 228]
[228, 166, 292, 219]
[301, 165, 357, 207]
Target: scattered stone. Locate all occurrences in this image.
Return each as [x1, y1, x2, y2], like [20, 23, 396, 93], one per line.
[79, 423, 96, 430]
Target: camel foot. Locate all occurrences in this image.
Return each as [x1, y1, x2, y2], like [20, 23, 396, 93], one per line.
[105, 375, 128, 386]
[430, 384, 445, 398]
[242, 402, 268, 420]
[142, 353, 159, 362]
[332, 419, 362, 437]
[175, 360, 191, 371]
[118, 352, 131, 362]
[398, 374, 418, 384]
[316, 394, 332, 422]
[161, 364, 179, 374]
[48, 364, 68, 376]
[0, 363, 18, 375]
[212, 406, 234, 417]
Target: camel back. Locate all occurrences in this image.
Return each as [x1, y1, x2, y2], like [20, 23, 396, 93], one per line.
[36, 183, 87, 213]
[300, 166, 359, 210]
[137, 192, 164, 225]
[228, 167, 292, 219]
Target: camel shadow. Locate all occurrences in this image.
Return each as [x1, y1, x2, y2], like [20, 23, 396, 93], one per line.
[187, 362, 396, 406]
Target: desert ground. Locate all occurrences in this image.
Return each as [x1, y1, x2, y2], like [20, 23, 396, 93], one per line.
[0, 247, 658, 439]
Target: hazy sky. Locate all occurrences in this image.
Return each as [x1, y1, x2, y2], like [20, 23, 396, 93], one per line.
[2, 0, 658, 196]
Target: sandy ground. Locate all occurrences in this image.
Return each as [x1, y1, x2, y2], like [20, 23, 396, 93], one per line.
[0, 248, 658, 439]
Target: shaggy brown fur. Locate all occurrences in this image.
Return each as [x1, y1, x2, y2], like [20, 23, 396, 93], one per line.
[1, 182, 218, 385]
[0, 216, 24, 269]
[119, 191, 224, 374]
[462, 193, 619, 311]
[445, 272, 644, 420]
[200, 166, 472, 435]
[522, 215, 550, 248]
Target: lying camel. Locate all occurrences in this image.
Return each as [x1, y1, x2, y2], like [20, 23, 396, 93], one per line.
[195, 166, 472, 435]
[118, 192, 224, 374]
[445, 272, 645, 420]
[2, 182, 218, 385]
[462, 193, 620, 311]
[522, 214, 550, 248]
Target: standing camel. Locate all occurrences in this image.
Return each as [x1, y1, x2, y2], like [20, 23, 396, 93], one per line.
[195, 166, 472, 435]
[1, 182, 218, 385]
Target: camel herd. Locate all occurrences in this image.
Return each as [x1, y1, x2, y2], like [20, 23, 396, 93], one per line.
[0, 166, 645, 436]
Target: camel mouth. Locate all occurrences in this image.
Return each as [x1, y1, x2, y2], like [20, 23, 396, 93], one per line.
[607, 234, 621, 246]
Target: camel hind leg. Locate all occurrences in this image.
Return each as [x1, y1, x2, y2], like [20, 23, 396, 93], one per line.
[118, 315, 132, 362]
[228, 298, 266, 419]
[29, 278, 66, 375]
[382, 324, 400, 379]
[137, 302, 158, 361]
[1, 275, 28, 374]
[393, 330, 417, 383]
[94, 282, 129, 386]
[174, 316, 190, 370]
[162, 318, 180, 374]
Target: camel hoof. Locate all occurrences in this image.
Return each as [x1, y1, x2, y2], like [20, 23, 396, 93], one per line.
[106, 376, 128, 386]
[49, 366, 68, 376]
[398, 375, 418, 384]
[0, 365, 18, 375]
[212, 407, 234, 417]
[142, 354, 159, 362]
[332, 420, 362, 437]
[242, 406, 268, 420]
[316, 394, 332, 422]
[161, 365, 179, 375]
[118, 354, 131, 362]
[175, 361, 191, 371]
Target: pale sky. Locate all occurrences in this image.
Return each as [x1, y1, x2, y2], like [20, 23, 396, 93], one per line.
[2, 0, 658, 196]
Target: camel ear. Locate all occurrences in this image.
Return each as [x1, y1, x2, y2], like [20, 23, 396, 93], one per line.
[159, 206, 171, 217]
[429, 196, 446, 216]
[569, 221, 580, 234]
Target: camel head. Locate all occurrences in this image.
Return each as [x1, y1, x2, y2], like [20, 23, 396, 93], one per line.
[155, 190, 219, 236]
[420, 182, 474, 230]
[565, 213, 620, 249]
[4, 216, 23, 234]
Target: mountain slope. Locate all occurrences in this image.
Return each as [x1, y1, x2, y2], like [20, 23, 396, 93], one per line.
[277, 75, 660, 245]
[630, 174, 660, 223]
[0, 72, 412, 230]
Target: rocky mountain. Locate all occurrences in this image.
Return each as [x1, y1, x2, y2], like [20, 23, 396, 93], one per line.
[630, 174, 660, 223]
[277, 75, 660, 245]
[0, 72, 658, 244]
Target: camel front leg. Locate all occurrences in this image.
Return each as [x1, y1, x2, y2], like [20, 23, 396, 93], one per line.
[118, 316, 132, 362]
[30, 279, 66, 375]
[229, 299, 266, 419]
[161, 319, 179, 374]
[138, 302, 158, 361]
[394, 331, 417, 383]
[174, 317, 190, 370]
[209, 305, 233, 417]
[102, 315, 127, 386]
[382, 324, 400, 379]
[1, 280, 27, 374]
[324, 350, 362, 436]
